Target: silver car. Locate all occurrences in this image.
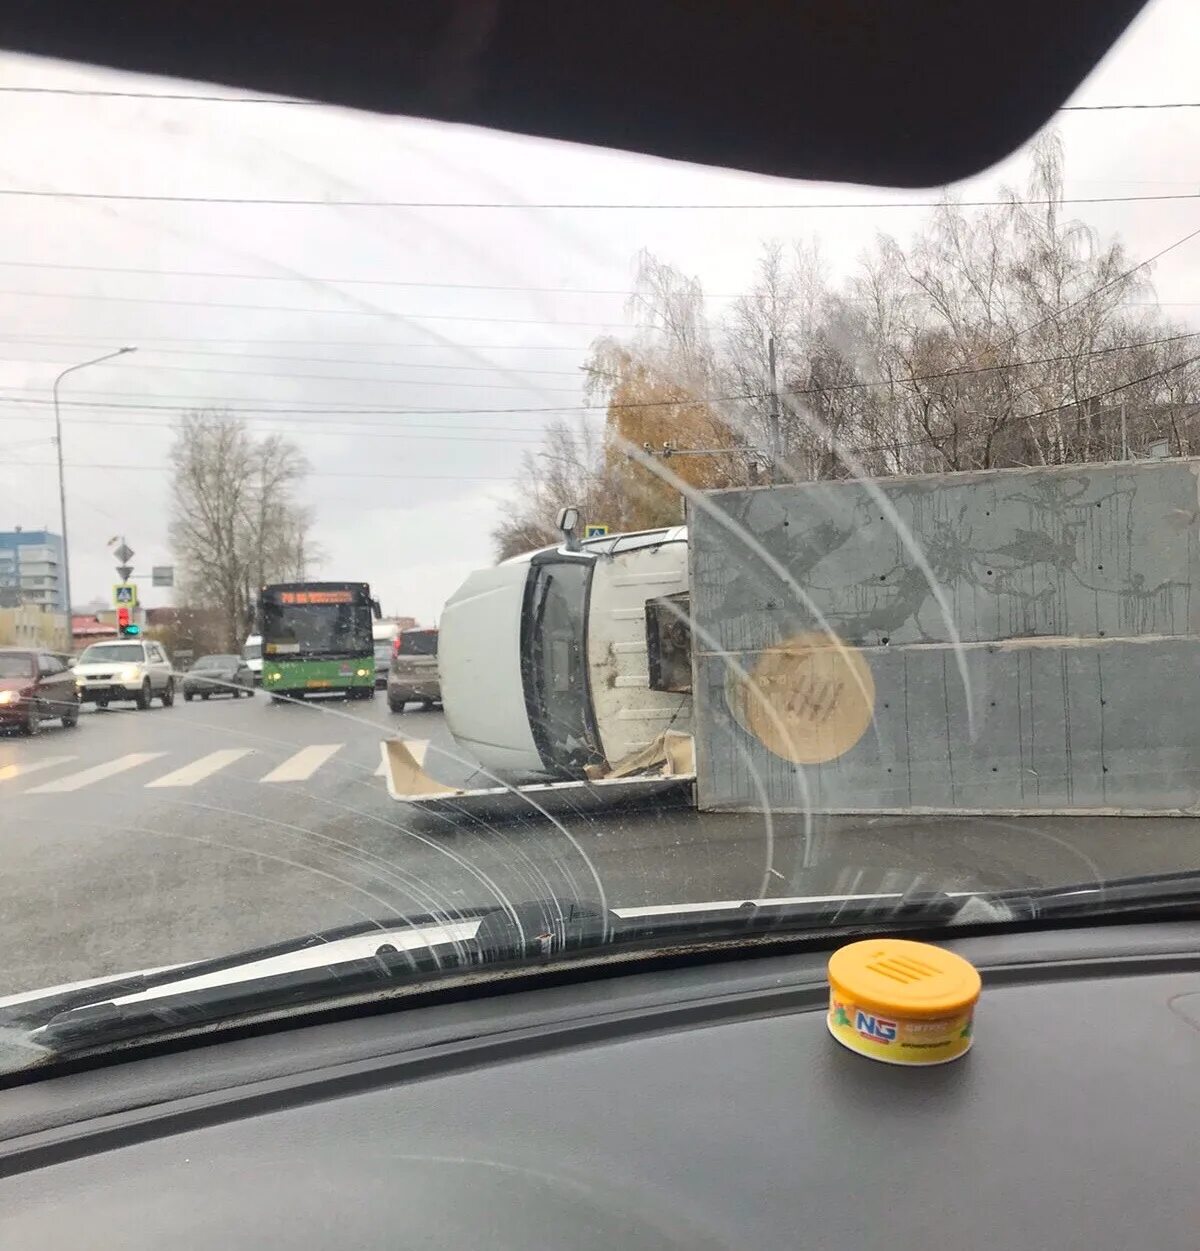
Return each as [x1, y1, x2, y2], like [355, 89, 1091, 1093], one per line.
[387, 628, 440, 712]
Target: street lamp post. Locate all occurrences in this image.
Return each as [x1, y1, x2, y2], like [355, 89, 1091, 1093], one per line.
[53, 346, 136, 620]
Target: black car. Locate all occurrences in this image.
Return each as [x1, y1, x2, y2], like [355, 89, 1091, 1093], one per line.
[182, 654, 255, 701]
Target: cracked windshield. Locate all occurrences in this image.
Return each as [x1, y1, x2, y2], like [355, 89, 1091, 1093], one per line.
[0, 0, 1197, 1054]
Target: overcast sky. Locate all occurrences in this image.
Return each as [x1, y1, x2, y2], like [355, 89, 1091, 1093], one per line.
[1, 0, 1197, 623]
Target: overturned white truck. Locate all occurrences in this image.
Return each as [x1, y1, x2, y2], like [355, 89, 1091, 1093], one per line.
[383, 458, 1200, 818]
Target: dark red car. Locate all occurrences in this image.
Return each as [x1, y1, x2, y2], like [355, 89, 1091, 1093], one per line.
[0, 648, 80, 735]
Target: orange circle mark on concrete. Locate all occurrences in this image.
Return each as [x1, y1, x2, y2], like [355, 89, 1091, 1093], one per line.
[729, 631, 875, 765]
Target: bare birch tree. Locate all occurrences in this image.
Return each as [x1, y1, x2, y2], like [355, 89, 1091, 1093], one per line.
[169, 412, 312, 648]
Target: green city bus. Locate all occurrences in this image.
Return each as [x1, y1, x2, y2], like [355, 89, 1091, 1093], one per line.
[259, 581, 381, 702]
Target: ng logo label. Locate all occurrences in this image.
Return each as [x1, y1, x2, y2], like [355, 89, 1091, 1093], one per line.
[855, 1010, 898, 1043]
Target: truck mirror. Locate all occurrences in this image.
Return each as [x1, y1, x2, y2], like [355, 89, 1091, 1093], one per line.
[556, 506, 582, 552]
[556, 506, 579, 532]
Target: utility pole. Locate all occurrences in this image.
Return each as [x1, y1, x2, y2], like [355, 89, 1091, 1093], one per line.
[1120, 402, 1129, 461]
[53, 346, 136, 618]
[766, 335, 782, 484]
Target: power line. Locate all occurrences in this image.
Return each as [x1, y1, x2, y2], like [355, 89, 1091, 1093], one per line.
[1005, 223, 1200, 348]
[0, 409, 554, 446]
[6, 329, 1196, 419]
[0, 257, 673, 299]
[0, 331, 595, 352]
[0, 286, 636, 327]
[0, 399, 559, 436]
[0, 358, 588, 394]
[12, 459, 511, 482]
[0, 342, 590, 377]
[1, 187, 1199, 209]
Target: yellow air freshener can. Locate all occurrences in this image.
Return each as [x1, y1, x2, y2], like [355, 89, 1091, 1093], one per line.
[827, 939, 981, 1066]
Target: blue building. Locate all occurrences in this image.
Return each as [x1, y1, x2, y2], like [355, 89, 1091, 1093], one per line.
[0, 529, 66, 613]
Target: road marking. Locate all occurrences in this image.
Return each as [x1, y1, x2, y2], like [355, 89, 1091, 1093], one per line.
[145, 748, 256, 789]
[0, 756, 77, 785]
[375, 739, 428, 775]
[260, 744, 343, 783]
[27, 752, 166, 793]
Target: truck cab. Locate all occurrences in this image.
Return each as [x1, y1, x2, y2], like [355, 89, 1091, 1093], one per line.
[439, 525, 690, 779]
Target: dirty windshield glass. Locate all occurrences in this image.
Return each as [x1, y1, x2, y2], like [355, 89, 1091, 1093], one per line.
[1, 0, 1199, 1061]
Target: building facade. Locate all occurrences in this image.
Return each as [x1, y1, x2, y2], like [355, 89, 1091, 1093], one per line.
[0, 529, 66, 613]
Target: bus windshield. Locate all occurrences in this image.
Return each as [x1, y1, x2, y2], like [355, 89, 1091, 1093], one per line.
[262, 589, 373, 659]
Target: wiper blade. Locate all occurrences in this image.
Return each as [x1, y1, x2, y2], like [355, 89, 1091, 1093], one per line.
[12, 872, 1195, 1069]
[5, 892, 982, 1062]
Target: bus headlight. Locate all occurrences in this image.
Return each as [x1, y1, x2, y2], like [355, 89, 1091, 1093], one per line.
[268, 671, 282, 682]
[355, 668, 370, 677]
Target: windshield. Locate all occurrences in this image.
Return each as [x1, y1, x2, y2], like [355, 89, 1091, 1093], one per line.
[0, 654, 33, 678]
[262, 598, 373, 657]
[3, 4, 1200, 1068]
[78, 644, 145, 663]
[521, 560, 601, 775]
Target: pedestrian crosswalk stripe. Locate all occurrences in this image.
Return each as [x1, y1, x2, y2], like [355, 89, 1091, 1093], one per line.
[27, 752, 167, 794]
[0, 756, 77, 784]
[145, 748, 256, 789]
[375, 739, 428, 775]
[260, 744, 343, 783]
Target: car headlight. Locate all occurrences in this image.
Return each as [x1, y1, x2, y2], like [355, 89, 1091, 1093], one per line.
[0, 690, 17, 705]
[119, 665, 143, 682]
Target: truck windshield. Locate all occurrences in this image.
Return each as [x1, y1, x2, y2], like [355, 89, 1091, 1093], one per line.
[521, 559, 602, 776]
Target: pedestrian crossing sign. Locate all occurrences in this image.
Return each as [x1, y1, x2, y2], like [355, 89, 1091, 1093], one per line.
[584, 524, 609, 538]
[113, 583, 138, 607]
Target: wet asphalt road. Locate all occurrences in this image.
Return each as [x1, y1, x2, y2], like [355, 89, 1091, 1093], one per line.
[1, 687, 1198, 997]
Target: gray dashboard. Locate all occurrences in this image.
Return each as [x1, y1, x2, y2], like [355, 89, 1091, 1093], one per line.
[2, 923, 1198, 1250]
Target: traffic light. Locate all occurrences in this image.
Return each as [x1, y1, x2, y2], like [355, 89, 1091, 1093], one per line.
[117, 606, 141, 637]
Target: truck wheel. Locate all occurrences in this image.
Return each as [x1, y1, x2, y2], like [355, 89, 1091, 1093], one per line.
[135, 680, 151, 710]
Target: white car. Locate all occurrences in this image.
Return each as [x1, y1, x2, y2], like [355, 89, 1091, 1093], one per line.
[74, 639, 176, 710]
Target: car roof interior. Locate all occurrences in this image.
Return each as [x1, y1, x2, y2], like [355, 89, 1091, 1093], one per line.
[6, 0, 1150, 187]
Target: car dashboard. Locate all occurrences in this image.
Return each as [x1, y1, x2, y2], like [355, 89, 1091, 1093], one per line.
[0, 920, 1196, 1249]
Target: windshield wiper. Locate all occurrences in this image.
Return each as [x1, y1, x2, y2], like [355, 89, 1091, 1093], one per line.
[0, 892, 979, 1062]
[7, 871, 1200, 1068]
